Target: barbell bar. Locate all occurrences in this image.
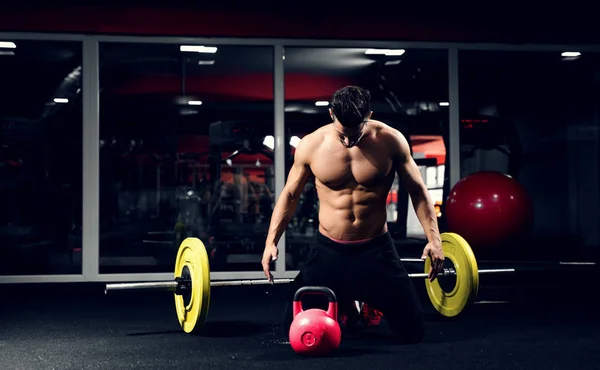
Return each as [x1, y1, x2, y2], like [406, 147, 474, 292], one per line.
[105, 268, 517, 294]
[104, 278, 296, 293]
[400, 258, 596, 266]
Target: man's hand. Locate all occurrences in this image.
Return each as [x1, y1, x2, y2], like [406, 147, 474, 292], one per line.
[421, 241, 444, 281]
[261, 244, 279, 283]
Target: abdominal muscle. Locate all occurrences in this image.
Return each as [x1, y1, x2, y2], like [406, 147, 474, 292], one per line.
[316, 186, 389, 242]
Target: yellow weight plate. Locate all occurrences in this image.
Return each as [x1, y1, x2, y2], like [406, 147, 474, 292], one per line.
[424, 232, 479, 317]
[174, 237, 211, 333]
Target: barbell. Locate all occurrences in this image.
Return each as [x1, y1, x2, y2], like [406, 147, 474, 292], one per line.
[105, 232, 522, 334]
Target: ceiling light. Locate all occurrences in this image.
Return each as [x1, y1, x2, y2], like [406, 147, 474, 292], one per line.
[0, 51, 15, 56]
[180, 45, 218, 54]
[315, 101, 329, 106]
[365, 49, 405, 56]
[289, 136, 301, 148]
[561, 51, 581, 57]
[197, 60, 215, 65]
[180, 109, 199, 116]
[188, 100, 203, 106]
[54, 98, 69, 104]
[263, 135, 275, 150]
[0, 41, 16, 49]
[439, 102, 449, 107]
[385, 60, 402, 66]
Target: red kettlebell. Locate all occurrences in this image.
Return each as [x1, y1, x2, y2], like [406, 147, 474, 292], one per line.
[289, 286, 342, 356]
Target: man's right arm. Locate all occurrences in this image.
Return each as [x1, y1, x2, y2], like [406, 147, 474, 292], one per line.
[262, 136, 313, 281]
[265, 137, 313, 247]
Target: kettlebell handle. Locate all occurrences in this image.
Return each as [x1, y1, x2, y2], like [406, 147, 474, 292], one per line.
[292, 286, 338, 320]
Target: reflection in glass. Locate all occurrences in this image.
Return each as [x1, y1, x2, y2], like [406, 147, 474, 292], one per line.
[459, 51, 600, 253]
[282, 48, 448, 269]
[0, 40, 83, 275]
[99, 43, 274, 273]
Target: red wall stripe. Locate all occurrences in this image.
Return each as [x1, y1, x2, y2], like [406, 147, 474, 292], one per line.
[107, 74, 355, 101]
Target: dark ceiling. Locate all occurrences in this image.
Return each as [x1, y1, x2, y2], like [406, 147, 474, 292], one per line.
[99, 44, 447, 77]
[0, 4, 599, 44]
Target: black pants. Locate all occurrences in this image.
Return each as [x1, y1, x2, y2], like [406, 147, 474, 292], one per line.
[283, 231, 425, 344]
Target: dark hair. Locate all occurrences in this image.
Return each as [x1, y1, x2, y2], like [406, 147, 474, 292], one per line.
[331, 86, 371, 128]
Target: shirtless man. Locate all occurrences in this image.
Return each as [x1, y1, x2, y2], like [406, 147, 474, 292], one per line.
[261, 86, 444, 343]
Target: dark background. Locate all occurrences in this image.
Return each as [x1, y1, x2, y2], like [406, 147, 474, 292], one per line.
[0, 4, 599, 275]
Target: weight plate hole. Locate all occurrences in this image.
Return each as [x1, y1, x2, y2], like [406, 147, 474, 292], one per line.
[181, 265, 192, 307]
[438, 259, 457, 293]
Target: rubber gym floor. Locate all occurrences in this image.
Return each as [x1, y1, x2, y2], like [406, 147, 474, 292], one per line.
[1, 269, 599, 370]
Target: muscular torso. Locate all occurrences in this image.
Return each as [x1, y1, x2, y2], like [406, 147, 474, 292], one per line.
[308, 121, 397, 241]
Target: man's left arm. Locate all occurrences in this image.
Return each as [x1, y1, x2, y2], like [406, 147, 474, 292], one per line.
[392, 130, 444, 279]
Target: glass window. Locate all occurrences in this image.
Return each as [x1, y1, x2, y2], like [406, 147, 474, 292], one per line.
[283, 47, 448, 270]
[459, 50, 600, 248]
[99, 43, 274, 273]
[0, 40, 83, 275]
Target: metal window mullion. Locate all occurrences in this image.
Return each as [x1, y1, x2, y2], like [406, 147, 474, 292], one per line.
[82, 38, 100, 281]
[448, 46, 461, 188]
[274, 44, 286, 273]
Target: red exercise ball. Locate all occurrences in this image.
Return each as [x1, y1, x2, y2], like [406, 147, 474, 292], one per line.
[445, 171, 534, 249]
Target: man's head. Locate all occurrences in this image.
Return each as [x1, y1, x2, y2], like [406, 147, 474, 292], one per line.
[329, 86, 372, 147]
[329, 86, 372, 129]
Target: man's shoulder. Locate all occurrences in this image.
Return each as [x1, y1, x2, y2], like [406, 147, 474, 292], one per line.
[368, 120, 409, 158]
[294, 126, 327, 161]
[369, 120, 405, 141]
[299, 126, 328, 147]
